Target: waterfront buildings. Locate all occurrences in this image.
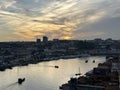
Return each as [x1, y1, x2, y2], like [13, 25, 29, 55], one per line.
[0, 37, 120, 71]
[60, 55, 120, 90]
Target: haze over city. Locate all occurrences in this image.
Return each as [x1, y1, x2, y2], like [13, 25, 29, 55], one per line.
[0, 0, 120, 41]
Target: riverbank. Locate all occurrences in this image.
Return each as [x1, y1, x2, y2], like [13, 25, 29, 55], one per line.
[0, 54, 90, 71]
[60, 55, 120, 90]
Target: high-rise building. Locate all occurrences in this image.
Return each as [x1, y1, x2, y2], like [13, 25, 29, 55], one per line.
[36, 38, 41, 43]
[43, 36, 48, 43]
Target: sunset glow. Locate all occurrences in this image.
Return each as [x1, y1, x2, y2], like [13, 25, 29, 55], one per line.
[0, 0, 120, 41]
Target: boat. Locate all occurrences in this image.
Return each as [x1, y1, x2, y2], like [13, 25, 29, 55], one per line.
[75, 67, 81, 76]
[18, 78, 25, 84]
[93, 60, 95, 63]
[75, 73, 81, 76]
[17, 63, 25, 85]
[54, 66, 59, 68]
[85, 60, 88, 63]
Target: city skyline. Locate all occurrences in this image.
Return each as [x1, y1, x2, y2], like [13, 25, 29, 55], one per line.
[0, 0, 120, 41]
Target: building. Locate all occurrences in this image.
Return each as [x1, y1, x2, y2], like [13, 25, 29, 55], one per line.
[60, 78, 105, 90]
[36, 38, 41, 44]
[43, 36, 48, 43]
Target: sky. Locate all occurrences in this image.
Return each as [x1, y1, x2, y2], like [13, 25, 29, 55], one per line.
[0, 0, 120, 41]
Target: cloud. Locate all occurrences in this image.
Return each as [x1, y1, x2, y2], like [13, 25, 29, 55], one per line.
[0, 0, 120, 41]
[0, 0, 16, 9]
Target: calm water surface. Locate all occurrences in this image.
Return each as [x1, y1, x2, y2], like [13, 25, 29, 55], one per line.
[0, 56, 106, 90]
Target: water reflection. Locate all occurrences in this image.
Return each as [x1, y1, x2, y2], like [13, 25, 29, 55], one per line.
[0, 56, 105, 90]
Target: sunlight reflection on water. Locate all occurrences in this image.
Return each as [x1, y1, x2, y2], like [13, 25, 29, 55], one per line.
[0, 56, 105, 90]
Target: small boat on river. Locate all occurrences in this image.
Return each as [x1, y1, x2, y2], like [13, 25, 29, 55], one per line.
[54, 66, 59, 68]
[18, 78, 25, 84]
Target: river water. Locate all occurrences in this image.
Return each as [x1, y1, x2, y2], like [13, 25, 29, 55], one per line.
[0, 56, 106, 90]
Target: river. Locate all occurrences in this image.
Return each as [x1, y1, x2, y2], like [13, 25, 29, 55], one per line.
[0, 56, 106, 90]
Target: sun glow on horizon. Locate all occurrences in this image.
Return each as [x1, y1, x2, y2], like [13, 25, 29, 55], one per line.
[0, 0, 120, 41]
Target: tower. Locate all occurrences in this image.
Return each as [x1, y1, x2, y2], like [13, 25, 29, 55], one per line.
[43, 36, 48, 43]
[36, 38, 41, 44]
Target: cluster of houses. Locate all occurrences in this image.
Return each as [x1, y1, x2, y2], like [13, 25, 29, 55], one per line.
[0, 37, 120, 71]
[60, 55, 120, 90]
